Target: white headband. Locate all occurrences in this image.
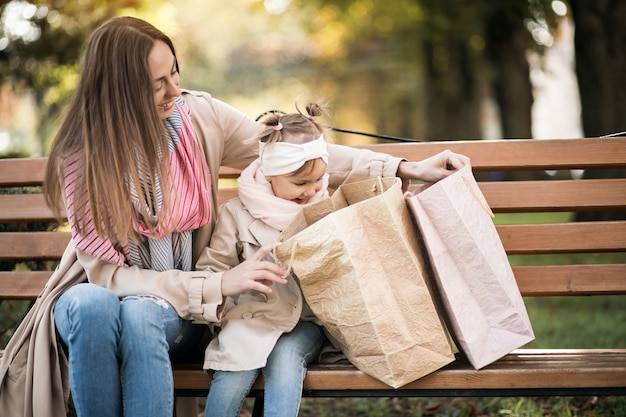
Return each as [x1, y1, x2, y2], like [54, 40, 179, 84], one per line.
[259, 135, 329, 176]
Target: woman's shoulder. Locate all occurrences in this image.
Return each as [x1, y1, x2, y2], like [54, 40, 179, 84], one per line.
[182, 89, 255, 129]
[181, 89, 214, 111]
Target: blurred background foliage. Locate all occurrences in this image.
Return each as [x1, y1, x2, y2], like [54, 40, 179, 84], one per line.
[1, 0, 625, 158]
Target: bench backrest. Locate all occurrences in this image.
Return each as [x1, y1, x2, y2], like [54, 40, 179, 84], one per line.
[1, 137, 625, 302]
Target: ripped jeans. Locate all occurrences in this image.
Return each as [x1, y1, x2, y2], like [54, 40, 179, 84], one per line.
[54, 283, 206, 417]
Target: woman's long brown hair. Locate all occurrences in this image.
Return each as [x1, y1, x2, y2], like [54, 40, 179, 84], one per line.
[44, 16, 177, 246]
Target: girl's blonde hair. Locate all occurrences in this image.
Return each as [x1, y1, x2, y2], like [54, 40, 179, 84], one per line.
[44, 16, 176, 245]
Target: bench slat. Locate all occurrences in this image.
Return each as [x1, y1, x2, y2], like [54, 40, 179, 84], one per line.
[0, 232, 71, 260]
[173, 350, 626, 393]
[2, 264, 624, 300]
[0, 158, 242, 187]
[2, 138, 625, 188]
[0, 271, 51, 299]
[357, 137, 626, 171]
[0, 194, 59, 223]
[0, 190, 240, 224]
[4, 179, 626, 224]
[514, 264, 626, 296]
[498, 221, 626, 254]
[0, 157, 48, 187]
[10, 222, 622, 262]
[480, 178, 626, 212]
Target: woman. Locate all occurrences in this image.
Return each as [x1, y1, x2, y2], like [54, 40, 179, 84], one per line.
[9, 16, 468, 417]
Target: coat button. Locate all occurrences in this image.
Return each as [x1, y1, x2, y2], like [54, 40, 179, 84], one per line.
[242, 312, 253, 319]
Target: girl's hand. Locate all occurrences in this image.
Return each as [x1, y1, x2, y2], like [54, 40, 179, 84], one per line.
[220, 244, 287, 297]
[397, 150, 470, 183]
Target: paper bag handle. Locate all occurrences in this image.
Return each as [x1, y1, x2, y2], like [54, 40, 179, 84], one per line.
[272, 240, 298, 278]
[463, 175, 495, 219]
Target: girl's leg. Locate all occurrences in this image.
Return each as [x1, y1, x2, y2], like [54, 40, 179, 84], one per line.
[203, 369, 260, 417]
[54, 283, 123, 417]
[118, 294, 198, 417]
[262, 321, 325, 417]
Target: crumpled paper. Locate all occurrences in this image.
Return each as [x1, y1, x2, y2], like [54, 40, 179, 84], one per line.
[406, 165, 535, 369]
[275, 177, 455, 388]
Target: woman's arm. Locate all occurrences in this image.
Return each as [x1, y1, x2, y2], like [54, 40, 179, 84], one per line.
[325, 144, 470, 189]
[77, 248, 225, 324]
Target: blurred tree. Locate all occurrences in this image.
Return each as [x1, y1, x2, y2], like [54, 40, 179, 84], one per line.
[484, 1, 538, 139]
[419, 0, 484, 140]
[294, 0, 556, 140]
[568, 0, 626, 137]
[0, 0, 142, 152]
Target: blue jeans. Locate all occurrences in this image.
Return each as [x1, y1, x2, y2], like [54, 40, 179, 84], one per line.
[203, 320, 325, 417]
[54, 283, 205, 417]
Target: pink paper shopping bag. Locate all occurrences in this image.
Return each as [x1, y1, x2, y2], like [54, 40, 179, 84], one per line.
[406, 165, 535, 369]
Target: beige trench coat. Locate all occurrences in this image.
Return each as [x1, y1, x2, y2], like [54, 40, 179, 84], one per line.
[0, 89, 403, 417]
[197, 198, 304, 371]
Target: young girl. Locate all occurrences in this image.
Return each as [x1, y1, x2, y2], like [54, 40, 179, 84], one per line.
[196, 101, 334, 417]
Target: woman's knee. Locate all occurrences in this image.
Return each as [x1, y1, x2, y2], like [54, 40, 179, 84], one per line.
[54, 283, 121, 343]
[55, 283, 120, 321]
[118, 295, 176, 338]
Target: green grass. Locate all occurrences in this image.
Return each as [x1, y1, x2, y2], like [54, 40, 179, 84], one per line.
[524, 295, 626, 349]
[295, 396, 626, 417]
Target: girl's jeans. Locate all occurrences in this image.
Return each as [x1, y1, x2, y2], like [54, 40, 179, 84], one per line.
[203, 320, 325, 417]
[54, 283, 205, 417]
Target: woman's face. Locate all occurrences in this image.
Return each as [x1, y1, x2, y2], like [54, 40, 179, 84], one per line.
[149, 40, 181, 119]
[268, 158, 327, 205]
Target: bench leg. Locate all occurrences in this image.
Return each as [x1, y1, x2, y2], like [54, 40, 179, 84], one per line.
[251, 396, 264, 417]
[174, 397, 198, 417]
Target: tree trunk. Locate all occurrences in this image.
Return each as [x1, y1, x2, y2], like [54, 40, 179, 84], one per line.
[484, 5, 533, 139]
[423, 39, 483, 141]
[569, 0, 626, 137]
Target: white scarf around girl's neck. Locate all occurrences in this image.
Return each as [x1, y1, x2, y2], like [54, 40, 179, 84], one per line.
[237, 158, 330, 231]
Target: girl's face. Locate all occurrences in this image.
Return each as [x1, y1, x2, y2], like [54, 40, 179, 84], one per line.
[268, 158, 327, 205]
[149, 40, 180, 119]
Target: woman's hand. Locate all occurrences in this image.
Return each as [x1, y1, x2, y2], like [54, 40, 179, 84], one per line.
[397, 150, 470, 183]
[220, 244, 287, 297]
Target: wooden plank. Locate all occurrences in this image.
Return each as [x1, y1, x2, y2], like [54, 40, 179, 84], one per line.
[2, 138, 626, 188]
[0, 157, 47, 187]
[173, 350, 626, 392]
[0, 271, 51, 299]
[4, 264, 624, 300]
[0, 194, 59, 223]
[0, 232, 71, 260]
[497, 221, 626, 254]
[480, 179, 626, 212]
[513, 264, 626, 296]
[217, 187, 238, 207]
[0, 157, 242, 187]
[356, 137, 626, 171]
[4, 180, 626, 223]
[0, 191, 240, 223]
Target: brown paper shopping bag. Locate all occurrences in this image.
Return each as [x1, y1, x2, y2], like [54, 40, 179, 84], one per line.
[274, 177, 455, 388]
[406, 165, 535, 369]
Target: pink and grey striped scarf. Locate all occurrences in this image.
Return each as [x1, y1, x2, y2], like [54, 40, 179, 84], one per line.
[64, 97, 211, 271]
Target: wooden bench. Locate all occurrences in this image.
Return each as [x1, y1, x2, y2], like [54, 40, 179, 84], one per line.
[2, 137, 626, 415]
